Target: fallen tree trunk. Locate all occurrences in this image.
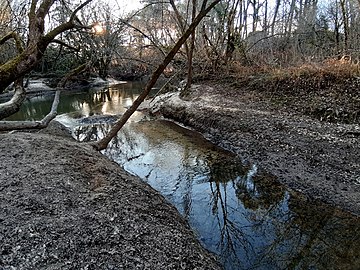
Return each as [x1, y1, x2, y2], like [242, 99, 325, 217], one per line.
[0, 90, 60, 131]
[0, 59, 94, 131]
[0, 80, 26, 120]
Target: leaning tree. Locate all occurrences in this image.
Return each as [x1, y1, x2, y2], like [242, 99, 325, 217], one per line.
[92, 0, 222, 150]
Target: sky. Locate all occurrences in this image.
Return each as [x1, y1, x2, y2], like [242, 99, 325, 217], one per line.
[108, 0, 143, 13]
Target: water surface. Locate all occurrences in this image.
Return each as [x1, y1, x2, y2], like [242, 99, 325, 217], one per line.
[5, 81, 145, 121]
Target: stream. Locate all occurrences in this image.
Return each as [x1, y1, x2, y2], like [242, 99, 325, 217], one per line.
[5, 82, 360, 270]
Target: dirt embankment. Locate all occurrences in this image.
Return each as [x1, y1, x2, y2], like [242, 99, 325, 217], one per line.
[153, 82, 360, 216]
[0, 122, 221, 269]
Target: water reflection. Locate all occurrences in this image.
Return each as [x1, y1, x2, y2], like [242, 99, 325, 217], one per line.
[72, 120, 360, 270]
[5, 82, 146, 121]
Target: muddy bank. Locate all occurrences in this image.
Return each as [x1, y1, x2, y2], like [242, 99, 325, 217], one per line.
[153, 83, 360, 216]
[0, 122, 221, 269]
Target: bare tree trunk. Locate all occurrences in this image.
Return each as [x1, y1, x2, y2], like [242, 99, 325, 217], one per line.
[0, 90, 60, 131]
[0, 79, 26, 120]
[271, 0, 280, 35]
[0, 0, 93, 93]
[340, 0, 349, 53]
[92, 0, 221, 151]
[251, 0, 259, 32]
[182, 0, 198, 97]
[263, 0, 268, 33]
[0, 60, 91, 129]
[286, 0, 296, 37]
[334, 3, 341, 53]
[225, 0, 241, 64]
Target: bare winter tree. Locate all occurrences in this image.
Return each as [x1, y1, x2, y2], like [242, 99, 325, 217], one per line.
[0, 0, 93, 120]
[92, 0, 222, 150]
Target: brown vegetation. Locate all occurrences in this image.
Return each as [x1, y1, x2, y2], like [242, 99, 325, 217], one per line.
[216, 60, 360, 125]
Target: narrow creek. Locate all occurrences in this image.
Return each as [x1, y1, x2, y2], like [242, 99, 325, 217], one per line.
[6, 82, 360, 269]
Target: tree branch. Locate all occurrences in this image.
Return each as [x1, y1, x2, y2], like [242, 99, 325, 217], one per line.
[120, 19, 167, 56]
[0, 79, 26, 120]
[51, 39, 80, 51]
[29, 0, 37, 20]
[43, 0, 93, 44]
[0, 32, 24, 53]
[0, 90, 61, 131]
[57, 62, 91, 88]
[92, 0, 221, 151]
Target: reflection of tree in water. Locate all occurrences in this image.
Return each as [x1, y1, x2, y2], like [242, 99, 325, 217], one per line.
[74, 123, 110, 142]
[106, 124, 145, 162]
[241, 189, 360, 269]
[72, 121, 360, 270]
[206, 159, 360, 269]
[209, 180, 250, 269]
[280, 195, 360, 269]
[91, 87, 112, 103]
[74, 123, 144, 164]
[207, 159, 286, 268]
[60, 87, 112, 116]
[236, 173, 285, 211]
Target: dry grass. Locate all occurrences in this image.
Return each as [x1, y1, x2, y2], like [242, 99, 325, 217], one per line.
[227, 58, 360, 83]
[221, 58, 360, 124]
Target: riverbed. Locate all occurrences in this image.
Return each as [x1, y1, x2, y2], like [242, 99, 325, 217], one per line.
[5, 82, 360, 269]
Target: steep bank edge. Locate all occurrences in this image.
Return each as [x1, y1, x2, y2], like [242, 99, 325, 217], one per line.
[0, 122, 221, 269]
[152, 87, 360, 216]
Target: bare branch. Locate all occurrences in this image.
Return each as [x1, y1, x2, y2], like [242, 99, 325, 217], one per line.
[36, 0, 55, 19]
[114, 54, 157, 68]
[29, 0, 38, 20]
[92, 0, 222, 151]
[0, 90, 61, 131]
[0, 80, 26, 120]
[51, 39, 80, 51]
[43, 0, 93, 43]
[169, 0, 190, 56]
[57, 62, 91, 88]
[119, 19, 167, 56]
[0, 32, 24, 53]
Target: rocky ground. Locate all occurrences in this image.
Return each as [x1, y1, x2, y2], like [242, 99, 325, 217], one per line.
[0, 122, 221, 269]
[153, 81, 360, 216]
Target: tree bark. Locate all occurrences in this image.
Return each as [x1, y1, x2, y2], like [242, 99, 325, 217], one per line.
[0, 90, 60, 131]
[92, 0, 222, 151]
[182, 0, 198, 97]
[225, 0, 241, 64]
[0, 32, 24, 53]
[271, 0, 281, 35]
[340, 0, 349, 53]
[0, 79, 26, 120]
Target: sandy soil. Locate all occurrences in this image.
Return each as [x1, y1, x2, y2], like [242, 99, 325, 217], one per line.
[153, 82, 360, 216]
[0, 122, 221, 269]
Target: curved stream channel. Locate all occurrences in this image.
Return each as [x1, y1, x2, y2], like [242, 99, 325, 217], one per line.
[6, 82, 360, 269]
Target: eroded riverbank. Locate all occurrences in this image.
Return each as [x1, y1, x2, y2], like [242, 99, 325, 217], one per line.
[153, 83, 360, 216]
[0, 122, 221, 269]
